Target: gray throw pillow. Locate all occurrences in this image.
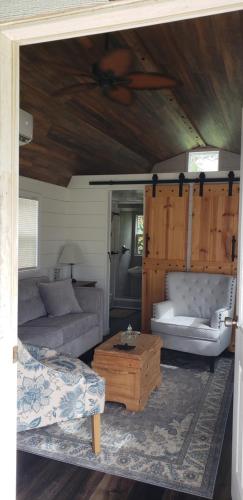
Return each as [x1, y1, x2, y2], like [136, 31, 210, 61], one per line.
[39, 279, 82, 317]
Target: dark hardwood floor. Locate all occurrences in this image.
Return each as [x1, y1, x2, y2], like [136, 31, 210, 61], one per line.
[17, 404, 232, 500]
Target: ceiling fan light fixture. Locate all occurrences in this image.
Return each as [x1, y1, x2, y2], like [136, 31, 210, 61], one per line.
[52, 46, 176, 105]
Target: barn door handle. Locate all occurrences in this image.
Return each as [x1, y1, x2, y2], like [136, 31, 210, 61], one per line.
[232, 235, 237, 262]
[224, 317, 238, 328]
[145, 233, 150, 257]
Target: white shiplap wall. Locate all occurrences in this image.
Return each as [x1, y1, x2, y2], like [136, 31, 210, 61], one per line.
[67, 180, 110, 293]
[19, 176, 69, 279]
[20, 171, 240, 332]
[153, 149, 240, 173]
[68, 171, 240, 332]
[68, 174, 151, 331]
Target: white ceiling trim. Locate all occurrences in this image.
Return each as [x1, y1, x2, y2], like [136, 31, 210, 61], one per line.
[1, 0, 243, 45]
[0, 0, 107, 23]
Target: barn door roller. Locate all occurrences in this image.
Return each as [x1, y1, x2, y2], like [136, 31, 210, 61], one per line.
[152, 174, 158, 198]
[199, 172, 206, 197]
[228, 171, 235, 196]
[178, 173, 185, 197]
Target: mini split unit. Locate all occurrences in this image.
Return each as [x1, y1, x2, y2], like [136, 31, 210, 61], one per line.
[19, 109, 33, 145]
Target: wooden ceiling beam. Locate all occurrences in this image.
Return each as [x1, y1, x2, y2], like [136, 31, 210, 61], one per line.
[119, 30, 206, 149]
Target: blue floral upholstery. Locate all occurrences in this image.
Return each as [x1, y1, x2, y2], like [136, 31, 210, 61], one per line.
[17, 340, 105, 432]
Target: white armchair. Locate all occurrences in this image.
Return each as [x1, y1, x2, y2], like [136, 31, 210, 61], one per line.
[151, 272, 236, 372]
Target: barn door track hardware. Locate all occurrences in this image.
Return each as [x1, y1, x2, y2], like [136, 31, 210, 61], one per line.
[90, 171, 239, 197]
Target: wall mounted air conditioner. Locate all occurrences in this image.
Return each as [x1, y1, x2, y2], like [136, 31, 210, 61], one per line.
[19, 109, 33, 145]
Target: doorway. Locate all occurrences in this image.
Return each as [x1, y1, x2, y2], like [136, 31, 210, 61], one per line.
[109, 190, 143, 334]
[2, 2, 243, 500]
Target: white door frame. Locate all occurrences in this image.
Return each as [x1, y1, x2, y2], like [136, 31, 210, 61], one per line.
[1, 1, 243, 499]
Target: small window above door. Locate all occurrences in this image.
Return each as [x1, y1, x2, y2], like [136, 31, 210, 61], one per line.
[188, 150, 219, 172]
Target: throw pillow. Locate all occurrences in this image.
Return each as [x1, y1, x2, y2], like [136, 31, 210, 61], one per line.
[39, 279, 82, 317]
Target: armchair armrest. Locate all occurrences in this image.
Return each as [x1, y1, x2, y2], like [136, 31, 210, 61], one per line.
[74, 287, 104, 341]
[24, 343, 58, 361]
[153, 300, 175, 320]
[210, 308, 231, 329]
[19, 342, 86, 386]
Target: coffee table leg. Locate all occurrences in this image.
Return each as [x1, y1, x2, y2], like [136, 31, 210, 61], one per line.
[155, 374, 162, 389]
[91, 414, 100, 454]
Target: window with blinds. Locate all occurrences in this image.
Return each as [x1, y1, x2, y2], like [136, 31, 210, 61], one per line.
[18, 197, 39, 269]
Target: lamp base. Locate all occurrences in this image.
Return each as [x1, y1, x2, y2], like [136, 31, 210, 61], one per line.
[70, 263, 76, 283]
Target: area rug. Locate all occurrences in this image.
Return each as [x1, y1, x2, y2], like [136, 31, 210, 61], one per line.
[17, 357, 233, 499]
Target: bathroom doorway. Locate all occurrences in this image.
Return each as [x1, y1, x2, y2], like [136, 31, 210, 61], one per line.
[109, 190, 144, 334]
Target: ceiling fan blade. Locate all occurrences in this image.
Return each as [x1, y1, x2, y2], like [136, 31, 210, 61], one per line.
[99, 48, 133, 77]
[46, 62, 92, 77]
[104, 86, 133, 106]
[53, 82, 97, 98]
[79, 36, 93, 49]
[125, 72, 176, 90]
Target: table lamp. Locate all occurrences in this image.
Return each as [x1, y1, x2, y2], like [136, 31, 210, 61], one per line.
[58, 243, 82, 282]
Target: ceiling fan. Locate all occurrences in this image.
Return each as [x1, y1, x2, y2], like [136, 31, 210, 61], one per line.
[53, 48, 176, 105]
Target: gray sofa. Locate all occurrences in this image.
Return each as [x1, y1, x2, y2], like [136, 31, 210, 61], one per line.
[18, 276, 104, 356]
[151, 272, 236, 371]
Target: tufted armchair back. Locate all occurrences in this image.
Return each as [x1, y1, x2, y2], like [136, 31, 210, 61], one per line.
[165, 272, 236, 319]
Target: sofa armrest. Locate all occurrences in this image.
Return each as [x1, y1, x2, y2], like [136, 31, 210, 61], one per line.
[74, 287, 104, 342]
[153, 300, 175, 320]
[210, 308, 231, 329]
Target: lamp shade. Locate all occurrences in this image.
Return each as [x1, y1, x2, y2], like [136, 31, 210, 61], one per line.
[58, 243, 82, 265]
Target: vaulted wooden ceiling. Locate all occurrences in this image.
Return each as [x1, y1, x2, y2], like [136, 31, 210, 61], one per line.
[20, 10, 243, 186]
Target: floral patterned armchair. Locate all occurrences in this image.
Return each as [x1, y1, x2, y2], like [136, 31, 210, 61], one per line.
[17, 340, 105, 453]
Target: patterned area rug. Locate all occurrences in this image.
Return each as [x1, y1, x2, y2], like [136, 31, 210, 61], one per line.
[17, 357, 233, 499]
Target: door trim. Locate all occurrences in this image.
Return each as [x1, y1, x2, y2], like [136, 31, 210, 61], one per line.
[1, 2, 243, 499]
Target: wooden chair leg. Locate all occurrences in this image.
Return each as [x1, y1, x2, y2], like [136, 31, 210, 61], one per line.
[91, 413, 101, 454]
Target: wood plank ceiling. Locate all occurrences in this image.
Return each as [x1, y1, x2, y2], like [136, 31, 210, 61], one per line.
[20, 10, 243, 186]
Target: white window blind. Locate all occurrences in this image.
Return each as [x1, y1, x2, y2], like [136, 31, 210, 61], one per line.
[18, 197, 39, 269]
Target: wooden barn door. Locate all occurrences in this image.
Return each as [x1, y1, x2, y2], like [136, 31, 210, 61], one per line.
[191, 183, 239, 275]
[142, 184, 189, 331]
[142, 181, 239, 334]
[191, 182, 239, 351]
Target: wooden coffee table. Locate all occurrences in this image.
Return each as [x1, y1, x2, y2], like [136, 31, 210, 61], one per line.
[92, 332, 162, 411]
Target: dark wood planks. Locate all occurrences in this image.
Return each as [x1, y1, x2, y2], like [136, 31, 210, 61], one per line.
[20, 10, 243, 186]
[137, 11, 243, 154]
[17, 405, 232, 500]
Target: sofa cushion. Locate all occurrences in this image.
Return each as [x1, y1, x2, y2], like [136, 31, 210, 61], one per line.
[18, 312, 98, 348]
[18, 276, 48, 325]
[39, 279, 82, 317]
[151, 316, 220, 342]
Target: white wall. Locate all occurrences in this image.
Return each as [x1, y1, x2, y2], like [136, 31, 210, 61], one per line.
[68, 174, 154, 331]
[153, 149, 240, 173]
[19, 170, 240, 333]
[19, 176, 69, 280]
[68, 171, 240, 332]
